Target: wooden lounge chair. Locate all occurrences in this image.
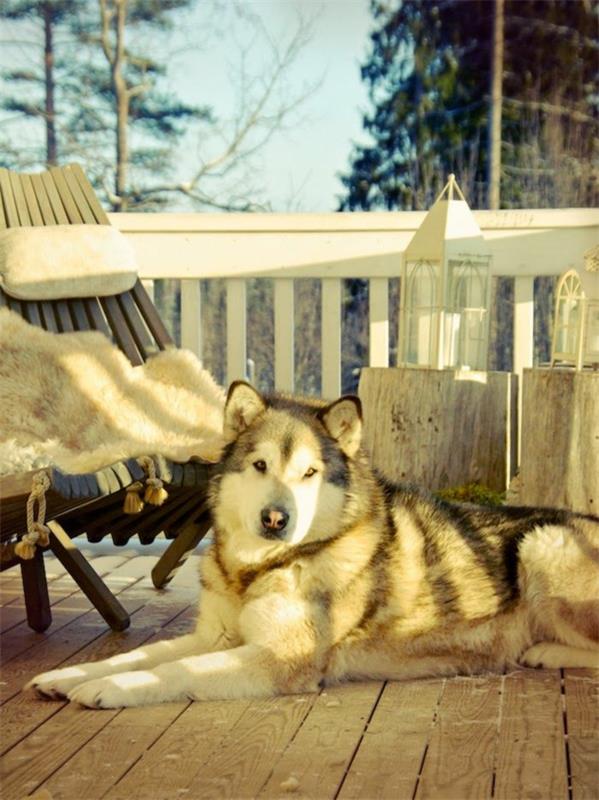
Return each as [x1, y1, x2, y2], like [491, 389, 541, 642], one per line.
[0, 164, 213, 633]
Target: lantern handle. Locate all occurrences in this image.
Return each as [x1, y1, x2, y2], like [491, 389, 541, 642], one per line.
[437, 174, 467, 203]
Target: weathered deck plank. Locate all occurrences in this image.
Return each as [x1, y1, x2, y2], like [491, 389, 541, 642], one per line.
[258, 682, 384, 798]
[415, 676, 501, 800]
[1, 553, 596, 800]
[565, 668, 599, 800]
[337, 679, 445, 800]
[494, 670, 569, 800]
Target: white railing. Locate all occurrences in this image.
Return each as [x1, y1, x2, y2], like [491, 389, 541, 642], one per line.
[110, 209, 599, 396]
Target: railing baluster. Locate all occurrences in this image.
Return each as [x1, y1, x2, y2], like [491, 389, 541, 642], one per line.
[226, 278, 247, 383]
[180, 279, 202, 360]
[513, 275, 534, 463]
[321, 278, 342, 399]
[274, 278, 294, 392]
[369, 277, 389, 367]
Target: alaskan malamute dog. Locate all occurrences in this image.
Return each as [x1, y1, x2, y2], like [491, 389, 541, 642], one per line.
[27, 382, 599, 708]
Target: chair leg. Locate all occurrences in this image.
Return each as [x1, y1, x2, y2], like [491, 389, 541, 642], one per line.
[47, 520, 130, 632]
[151, 515, 211, 590]
[20, 547, 52, 633]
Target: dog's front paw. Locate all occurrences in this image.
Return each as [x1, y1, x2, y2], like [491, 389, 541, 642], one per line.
[25, 666, 93, 699]
[68, 677, 129, 709]
[520, 643, 560, 669]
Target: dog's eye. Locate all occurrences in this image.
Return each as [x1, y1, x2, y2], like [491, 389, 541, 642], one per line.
[253, 460, 267, 473]
[304, 467, 317, 478]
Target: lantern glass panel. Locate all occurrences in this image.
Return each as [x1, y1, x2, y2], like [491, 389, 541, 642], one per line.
[403, 258, 439, 366]
[553, 272, 583, 361]
[446, 257, 489, 369]
[584, 301, 599, 362]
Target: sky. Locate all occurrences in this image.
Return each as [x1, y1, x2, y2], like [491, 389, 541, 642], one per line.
[0, 0, 373, 212]
[165, 0, 373, 211]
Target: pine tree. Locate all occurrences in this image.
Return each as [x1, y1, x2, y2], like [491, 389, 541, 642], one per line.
[339, 0, 598, 212]
[339, 0, 492, 211]
[68, 0, 207, 210]
[0, 0, 81, 167]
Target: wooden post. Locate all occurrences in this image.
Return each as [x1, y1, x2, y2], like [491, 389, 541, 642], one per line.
[519, 369, 599, 514]
[359, 367, 518, 492]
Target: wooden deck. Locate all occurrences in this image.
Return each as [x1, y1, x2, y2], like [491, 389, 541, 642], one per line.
[0, 547, 597, 800]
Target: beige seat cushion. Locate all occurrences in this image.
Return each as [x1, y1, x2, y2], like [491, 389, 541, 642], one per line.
[0, 225, 138, 300]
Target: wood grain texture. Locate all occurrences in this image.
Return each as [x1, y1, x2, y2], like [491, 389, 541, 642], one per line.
[338, 679, 444, 800]
[520, 369, 599, 513]
[565, 668, 599, 800]
[185, 693, 319, 799]
[359, 367, 517, 491]
[2, 553, 594, 800]
[259, 682, 384, 799]
[494, 670, 569, 800]
[415, 676, 501, 800]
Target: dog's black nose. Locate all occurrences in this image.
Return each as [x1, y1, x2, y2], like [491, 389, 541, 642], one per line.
[261, 507, 289, 532]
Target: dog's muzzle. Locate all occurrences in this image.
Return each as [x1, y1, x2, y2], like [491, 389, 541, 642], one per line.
[260, 507, 290, 539]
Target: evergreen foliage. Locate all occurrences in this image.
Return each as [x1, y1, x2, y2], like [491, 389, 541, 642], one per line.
[339, 0, 598, 211]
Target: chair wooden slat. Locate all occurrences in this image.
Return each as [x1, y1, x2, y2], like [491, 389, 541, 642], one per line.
[40, 171, 69, 224]
[117, 291, 154, 359]
[63, 166, 96, 224]
[22, 301, 43, 328]
[29, 173, 57, 225]
[70, 164, 110, 225]
[39, 301, 59, 332]
[100, 294, 144, 365]
[131, 280, 174, 350]
[84, 297, 112, 338]
[55, 300, 74, 332]
[9, 172, 31, 225]
[63, 165, 107, 225]
[0, 169, 20, 227]
[49, 166, 83, 223]
[7, 295, 23, 315]
[20, 174, 44, 226]
[69, 299, 92, 331]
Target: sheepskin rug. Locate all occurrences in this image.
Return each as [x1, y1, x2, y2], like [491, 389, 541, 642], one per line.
[0, 308, 225, 476]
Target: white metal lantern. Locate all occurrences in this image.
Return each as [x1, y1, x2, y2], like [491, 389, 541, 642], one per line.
[399, 175, 492, 370]
[551, 246, 599, 370]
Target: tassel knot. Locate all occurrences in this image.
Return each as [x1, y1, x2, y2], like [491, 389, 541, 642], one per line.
[123, 481, 145, 514]
[138, 457, 169, 506]
[16, 472, 51, 560]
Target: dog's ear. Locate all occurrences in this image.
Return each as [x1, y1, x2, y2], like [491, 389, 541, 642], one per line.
[224, 381, 267, 442]
[318, 395, 362, 458]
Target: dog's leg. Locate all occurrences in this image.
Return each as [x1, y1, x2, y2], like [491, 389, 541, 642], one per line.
[26, 633, 209, 699]
[328, 644, 484, 682]
[67, 644, 283, 708]
[520, 643, 599, 669]
[26, 595, 231, 699]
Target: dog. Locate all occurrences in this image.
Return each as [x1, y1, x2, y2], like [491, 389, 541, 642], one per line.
[27, 381, 599, 708]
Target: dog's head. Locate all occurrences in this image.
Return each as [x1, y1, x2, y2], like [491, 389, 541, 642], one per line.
[210, 381, 363, 552]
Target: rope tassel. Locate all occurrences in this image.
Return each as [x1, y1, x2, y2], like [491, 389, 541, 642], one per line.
[123, 481, 145, 514]
[138, 456, 169, 507]
[15, 472, 51, 560]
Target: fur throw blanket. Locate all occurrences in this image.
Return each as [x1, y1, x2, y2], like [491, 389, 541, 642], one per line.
[0, 309, 225, 477]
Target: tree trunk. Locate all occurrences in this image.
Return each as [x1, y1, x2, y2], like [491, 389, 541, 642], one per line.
[113, 0, 129, 211]
[43, 4, 57, 166]
[488, 0, 504, 209]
